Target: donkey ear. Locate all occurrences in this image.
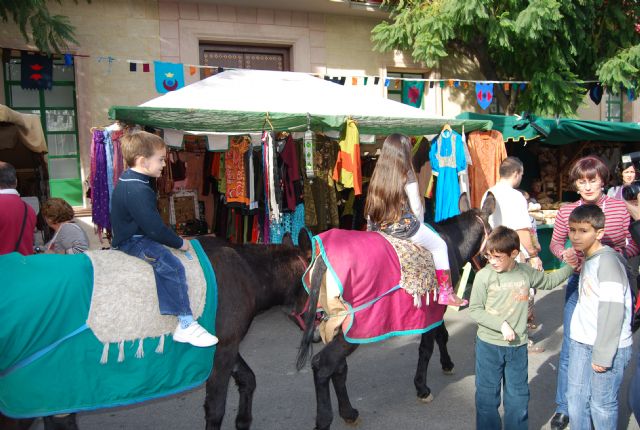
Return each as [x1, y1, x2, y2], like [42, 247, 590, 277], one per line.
[281, 233, 294, 247]
[458, 192, 471, 213]
[297, 228, 312, 258]
[481, 192, 496, 215]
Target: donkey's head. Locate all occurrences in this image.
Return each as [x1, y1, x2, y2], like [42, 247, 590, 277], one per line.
[276, 230, 313, 312]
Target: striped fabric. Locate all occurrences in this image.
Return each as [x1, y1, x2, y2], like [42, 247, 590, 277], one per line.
[550, 195, 639, 260]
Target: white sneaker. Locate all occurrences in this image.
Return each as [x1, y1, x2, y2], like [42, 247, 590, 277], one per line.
[173, 321, 218, 347]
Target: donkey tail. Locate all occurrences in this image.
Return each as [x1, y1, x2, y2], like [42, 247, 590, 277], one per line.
[296, 257, 326, 371]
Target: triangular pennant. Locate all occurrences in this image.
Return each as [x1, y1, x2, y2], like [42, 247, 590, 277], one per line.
[364, 77, 368, 85]
[454, 81, 460, 88]
[394, 79, 401, 90]
[519, 83, 526, 91]
[352, 77, 358, 85]
[384, 78, 390, 87]
[589, 83, 603, 105]
[475, 82, 494, 110]
[154, 61, 185, 93]
[374, 76, 380, 85]
[439, 81, 445, 88]
[189, 66, 197, 76]
[429, 81, 434, 88]
[448, 79, 454, 87]
[63, 53, 73, 66]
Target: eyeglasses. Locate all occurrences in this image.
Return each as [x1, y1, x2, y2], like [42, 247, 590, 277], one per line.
[575, 178, 602, 189]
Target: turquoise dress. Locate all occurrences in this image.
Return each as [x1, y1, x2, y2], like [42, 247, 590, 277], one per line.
[429, 130, 467, 222]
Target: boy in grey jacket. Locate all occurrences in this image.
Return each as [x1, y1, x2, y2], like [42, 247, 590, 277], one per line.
[566, 204, 633, 430]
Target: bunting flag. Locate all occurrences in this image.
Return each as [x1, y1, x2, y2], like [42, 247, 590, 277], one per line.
[189, 66, 197, 76]
[628, 88, 636, 102]
[394, 80, 401, 90]
[384, 78, 390, 87]
[142, 63, 150, 72]
[475, 82, 494, 110]
[589, 83, 603, 105]
[402, 81, 425, 108]
[154, 61, 185, 93]
[129, 62, 137, 72]
[20, 51, 53, 90]
[352, 77, 358, 85]
[374, 77, 380, 85]
[63, 53, 73, 66]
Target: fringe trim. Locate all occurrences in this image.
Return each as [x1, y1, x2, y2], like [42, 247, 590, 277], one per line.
[135, 338, 144, 359]
[413, 292, 421, 308]
[117, 340, 125, 362]
[155, 334, 165, 354]
[100, 343, 109, 364]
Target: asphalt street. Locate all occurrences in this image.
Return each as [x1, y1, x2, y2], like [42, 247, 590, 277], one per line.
[32, 287, 640, 430]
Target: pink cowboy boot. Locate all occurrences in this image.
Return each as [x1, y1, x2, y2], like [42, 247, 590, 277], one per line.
[436, 269, 468, 306]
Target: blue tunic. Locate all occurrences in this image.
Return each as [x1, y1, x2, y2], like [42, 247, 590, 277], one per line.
[429, 130, 467, 222]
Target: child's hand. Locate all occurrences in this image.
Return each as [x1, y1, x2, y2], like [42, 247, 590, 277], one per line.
[500, 321, 515, 342]
[562, 248, 579, 268]
[180, 239, 191, 252]
[592, 363, 608, 373]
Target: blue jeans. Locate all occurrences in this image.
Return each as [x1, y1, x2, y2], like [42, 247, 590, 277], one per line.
[630, 351, 640, 426]
[555, 273, 579, 415]
[567, 340, 632, 430]
[115, 236, 191, 316]
[475, 337, 529, 430]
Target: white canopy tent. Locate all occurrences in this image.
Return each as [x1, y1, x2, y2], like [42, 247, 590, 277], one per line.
[109, 69, 491, 136]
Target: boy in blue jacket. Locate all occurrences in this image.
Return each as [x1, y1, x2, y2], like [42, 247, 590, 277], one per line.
[111, 131, 217, 347]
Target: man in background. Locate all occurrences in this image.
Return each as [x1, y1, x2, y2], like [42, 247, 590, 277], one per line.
[0, 161, 37, 255]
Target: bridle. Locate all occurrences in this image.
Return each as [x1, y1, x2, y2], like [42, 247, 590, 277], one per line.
[470, 214, 490, 271]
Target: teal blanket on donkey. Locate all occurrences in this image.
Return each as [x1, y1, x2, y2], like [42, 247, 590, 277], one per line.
[0, 240, 217, 418]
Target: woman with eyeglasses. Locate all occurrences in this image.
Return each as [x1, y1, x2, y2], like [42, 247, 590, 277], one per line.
[547, 155, 638, 430]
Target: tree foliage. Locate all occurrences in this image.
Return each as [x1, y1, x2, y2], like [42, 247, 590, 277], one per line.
[0, 0, 88, 54]
[372, 0, 640, 116]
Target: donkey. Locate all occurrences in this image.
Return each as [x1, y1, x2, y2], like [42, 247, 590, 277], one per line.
[296, 193, 495, 430]
[0, 232, 312, 430]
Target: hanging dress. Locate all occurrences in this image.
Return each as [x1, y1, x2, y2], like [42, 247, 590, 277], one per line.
[429, 129, 467, 222]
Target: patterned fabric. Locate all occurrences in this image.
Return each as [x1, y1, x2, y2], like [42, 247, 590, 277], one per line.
[306, 229, 445, 344]
[369, 209, 420, 240]
[380, 233, 437, 301]
[269, 203, 305, 245]
[91, 130, 111, 232]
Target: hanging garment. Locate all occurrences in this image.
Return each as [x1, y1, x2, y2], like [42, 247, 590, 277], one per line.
[304, 138, 340, 232]
[269, 203, 305, 244]
[263, 131, 281, 222]
[21, 51, 53, 90]
[103, 130, 115, 203]
[91, 130, 111, 232]
[467, 130, 507, 208]
[111, 130, 125, 187]
[225, 136, 251, 207]
[332, 120, 362, 195]
[278, 135, 303, 211]
[429, 129, 467, 222]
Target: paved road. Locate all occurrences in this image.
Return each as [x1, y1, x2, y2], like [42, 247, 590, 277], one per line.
[33, 288, 640, 430]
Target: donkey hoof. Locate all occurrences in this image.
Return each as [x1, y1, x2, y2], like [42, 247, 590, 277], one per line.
[344, 415, 361, 427]
[312, 328, 322, 343]
[442, 367, 455, 375]
[419, 393, 434, 403]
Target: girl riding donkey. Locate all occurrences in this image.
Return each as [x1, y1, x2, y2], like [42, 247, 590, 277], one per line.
[366, 133, 467, 306]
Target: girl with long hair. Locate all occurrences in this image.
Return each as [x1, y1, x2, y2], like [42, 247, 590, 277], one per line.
[365, 133, 467, 306]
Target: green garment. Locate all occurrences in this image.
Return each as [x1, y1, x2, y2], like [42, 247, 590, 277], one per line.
[469, 263, 573, 347]
[0, 240, 217, 418]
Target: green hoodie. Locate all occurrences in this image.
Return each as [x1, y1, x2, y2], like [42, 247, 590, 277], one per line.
[469, 263, 573, 347]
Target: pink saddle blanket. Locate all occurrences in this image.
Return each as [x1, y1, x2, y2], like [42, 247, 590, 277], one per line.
[305, 229, 445, 344]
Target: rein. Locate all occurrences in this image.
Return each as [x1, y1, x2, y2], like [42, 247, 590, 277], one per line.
[470, 214, 490, 271]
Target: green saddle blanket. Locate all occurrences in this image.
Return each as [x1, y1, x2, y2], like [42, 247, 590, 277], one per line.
[0, 240, 217, 418]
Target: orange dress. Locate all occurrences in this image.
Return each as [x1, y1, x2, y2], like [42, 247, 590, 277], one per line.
[467, 130, 507, 208]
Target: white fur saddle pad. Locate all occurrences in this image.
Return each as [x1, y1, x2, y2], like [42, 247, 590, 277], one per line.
[85, 247, 206, 345]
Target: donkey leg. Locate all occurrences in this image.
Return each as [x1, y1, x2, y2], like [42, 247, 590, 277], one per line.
[414, 331, 435, 402]
[311, 334, 357, 430]
[0, 414, 36, 430]
[434, 323, 455, 374]
[204, 345, 239, 430]
[42, 414, 78, 430]
[231, 353, 256, 430]
[331, 356, 359, 424]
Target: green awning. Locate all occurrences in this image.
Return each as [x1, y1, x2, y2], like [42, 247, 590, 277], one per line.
[456, 112, 640, 145]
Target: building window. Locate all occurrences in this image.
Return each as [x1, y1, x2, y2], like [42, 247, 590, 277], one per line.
[3, 52, 82, 206]
[606, 92, 623, 122]
[386, 72, 425, 104]
[199, 44, 290, 76]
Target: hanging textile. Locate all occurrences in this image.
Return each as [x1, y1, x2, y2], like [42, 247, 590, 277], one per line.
[269, 204, 305, 245]
[91, 130, 111, 233]
[278, 134, 303, 212]
[111, 130, 125, 186]
[225, 136, 251, 206]
[20, 51, 53, 90]
[467, 130, 507, 208]
[332, 119, 362, 195]
[304, 138, 340, 232]
[103, 130, 115, 202]
[429, 129, 467, 222]
[402, 81, 425, 108]
[263, 131, 281, 223]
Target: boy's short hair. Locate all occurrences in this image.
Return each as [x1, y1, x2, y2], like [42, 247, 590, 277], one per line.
[499, 157, 523, 178]
[121, 131, 166, 168]
[568, 204, 605, 230]
[485, 226, 520, 255]
[0, 161, 17, 189]
[41, 197, 75, 223]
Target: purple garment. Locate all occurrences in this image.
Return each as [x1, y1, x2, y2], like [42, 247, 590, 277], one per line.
[91, 130, 111, 232]
[111, 130, 125, 187]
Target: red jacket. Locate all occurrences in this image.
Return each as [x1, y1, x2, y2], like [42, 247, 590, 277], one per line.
[0, 192, 37, 256]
